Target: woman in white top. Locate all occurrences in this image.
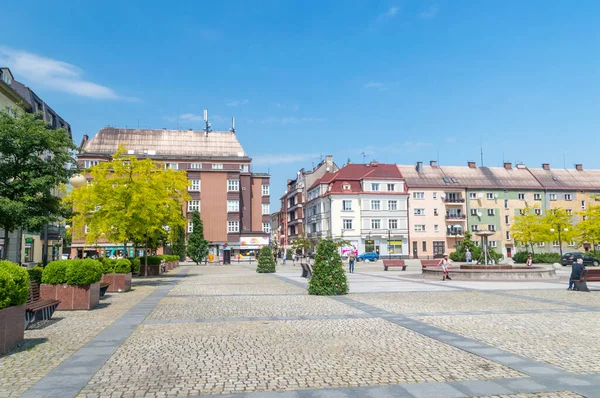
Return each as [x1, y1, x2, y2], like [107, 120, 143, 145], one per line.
[440, 254, 452, 281]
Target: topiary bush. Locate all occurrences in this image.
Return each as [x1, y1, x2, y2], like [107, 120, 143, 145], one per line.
[513, 251, 530, 264]
[42, 260, 70, 284]
[65, 259, 103, 286]
[113, 258, 132, 274]
[256, 246, 276, 273]
[0, 260, 30, 310]
[27, 266, 44, 285]
[145, 256, 162, 265]
[308, 239, 349, 296]
[99, 257, 116, 274]
[131, 258, 141, 274]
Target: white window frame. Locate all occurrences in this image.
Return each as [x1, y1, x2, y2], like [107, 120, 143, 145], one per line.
[262, 185, 270, 196]
[413, 192, 425, 199]
[488, 224, 496, 231]
[506, 231, 511, 240]
[371, 219, 381, 229]
[504, 199, 509, 209]
[534, 209, 542, 215]
[164, 163, 178, 170]
[505, 215, 510, 224]
[212, 163, 223, 170]
[582, 200, 586, 210]
[227, 221, 239, 233]
[262, 204, 270, 215]
[414, 224, 426, 232]
[434, 224, 439, 232]
[388, 219, 398, 229]
[227, 179, 240, 192]
[489, 240, 497, 248]
[414, 208, 425, 216]
[188, 179, 200, 191]
[240, 164, 249, 172]
[262, 223, 271, 233]
[488, 209, 495, 216]
[469, 192, 477, 199]
[190, 163, 202, 169]
[343, 184, 351, 190]
[342, 200, 352, 211]
[471, 225, 479, 232]
[388, 200, 398, 211]
[227, 200, 240, 212]
[486, 193, 494, 200]
[342, 219, 353, 230]
[552, 240, 560, 247]
[470, 209, 478, 216]
[188, 200, 200, 212]
[538, 242, 546, 247]
[370, 200, 381, 210]
[549, 193, 557, 201]
[188, 221, 193, 233]
[518, 193, 525, 200]
[565, 193, 572, 201]
[387, 183, 395, 192]
[371, 183, 380, 191]
[84, 160, 100, 168]
[534, 193, 541, 200]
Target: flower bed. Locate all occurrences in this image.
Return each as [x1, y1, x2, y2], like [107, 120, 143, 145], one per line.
[40, 259, 102, 310]
[0, 260, 30, 354]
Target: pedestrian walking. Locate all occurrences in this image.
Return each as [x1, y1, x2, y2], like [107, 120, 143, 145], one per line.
[348, 252, 356, 273]
[465, 249, 472, 264]
[440, 254, 452, 281]
[525, 254, 533, 267]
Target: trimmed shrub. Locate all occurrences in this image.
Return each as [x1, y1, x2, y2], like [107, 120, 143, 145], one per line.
[113, 258, 132, 274]
[308, 239, 349, 296]
[65, 259, 103, 286]
[256, 246, 276, 273]
[145, 256, 162, 265]
[27, 266, 44, 285]
[533, 253, 561, 264]
[42, 260, 70, 284]
[131, 258, 141, 274]
[513, 251, 530, 264]
[99, 257, 116, 274]
[0, 260, 30, 310]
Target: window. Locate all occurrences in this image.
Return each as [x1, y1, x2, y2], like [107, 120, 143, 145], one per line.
[371, 219, 381, 229]
[434, 208, 438, 216]
[413, 192, 425, 199]
[387, 183, 395, 192]
[371, 183, 380, 191]
[583, 215, 588, 221]
[443, 177, 450, 183]
[504, 199, 509, 209]
[565, 193, 572, 201]
[486, 193, 494, 200]
[343, 184, 351, 190]
[414, 208, 425, 216]
[506, 231, 511, 240]
[212, 163, 223, 170]
[84, 225, 89, 234]
[84, 160, 99, 168]
[568, 241, 575, 247]
[538, 242, 546, 247]
[505, 215, 510, 224]
[488, 224, 496, 231]
[488, 209, 495, 216]
[552, 240, 559, 247]
[370, 200, 381, 210]
[227, 179, 239, 191]
[240, 164, 249, 172]
[471, 225, 479, 232]
[262, 185, 270, 196]
[262, 223, 271, 233]
[342, 200, 352, 211]
[433, 192, 437, 199]
[566, 209, 573, 215]
[388, 200, 398, 211]
[422, 241, 427, 252]
[227, 200, 239, 212]
[343, 219, 353, 230]
[187, 221, 193, 233]
[190, 163, 202, 169]
[388, 219, 398, 229]
[582, 200, 586, 210]
[189, 179, 200, 191]
[549, 193, 557, 201]
[262, 204, 270, 215]
[164, 163, 178, 170]
[469, 193, 477, 199]
[227, 221, 239, 233]
[434, 224, 439, 232]
[470, 209, 478, 216]
[414, 225, 425, 232]
[534, 193, 541, 200]
[518, 193, 525, 200]
[489, 240, 497, 248]
[188, 200, 200, 211]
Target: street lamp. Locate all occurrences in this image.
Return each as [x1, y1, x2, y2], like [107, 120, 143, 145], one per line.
[69, 174, 86, 188]
[550, 226, 569, 257]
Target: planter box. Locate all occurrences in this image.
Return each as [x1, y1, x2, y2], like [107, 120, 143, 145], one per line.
[101, 273, 132, 293]
[139, 264, 163, 276]
[40, 282, 100, 310]
[0, 305, 25, 355]
[167, 262, 174, 271]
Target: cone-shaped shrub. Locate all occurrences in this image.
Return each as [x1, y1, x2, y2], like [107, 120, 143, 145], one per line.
[308, 239, 349, 296]
[256, 246, 276, 273]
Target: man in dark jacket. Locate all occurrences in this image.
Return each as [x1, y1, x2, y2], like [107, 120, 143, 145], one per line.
[569, 258, 585, 290]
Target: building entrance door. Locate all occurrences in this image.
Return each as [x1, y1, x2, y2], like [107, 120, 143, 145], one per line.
[412, 241, 418, 259]
[433, 241, 445, 258]
[506, 247, 512, 258]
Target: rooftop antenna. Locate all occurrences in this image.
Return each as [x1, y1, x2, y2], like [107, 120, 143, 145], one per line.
[361, 152, 366, 163]
[203, 109, 211, 137]
[230, 117, 236, 133]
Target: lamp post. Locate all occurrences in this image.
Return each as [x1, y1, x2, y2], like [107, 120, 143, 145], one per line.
[550, 225, 569, 257]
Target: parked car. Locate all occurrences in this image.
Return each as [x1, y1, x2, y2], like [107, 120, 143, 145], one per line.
[561, 252, 599, 267]
[357, 252, 379, 262]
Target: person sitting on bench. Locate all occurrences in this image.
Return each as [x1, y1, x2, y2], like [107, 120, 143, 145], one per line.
[569, 258, 585, 291]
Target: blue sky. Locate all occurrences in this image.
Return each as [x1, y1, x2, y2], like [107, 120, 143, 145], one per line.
[2, 0, 600, 210]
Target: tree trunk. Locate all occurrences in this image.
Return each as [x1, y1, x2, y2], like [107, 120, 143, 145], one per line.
[123, 241, 128, 258]
[2, 228, 8, 260]
[144, 239, 149, 277]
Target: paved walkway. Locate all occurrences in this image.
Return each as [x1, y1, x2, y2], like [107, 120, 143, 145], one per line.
[1, 263, 599, 397]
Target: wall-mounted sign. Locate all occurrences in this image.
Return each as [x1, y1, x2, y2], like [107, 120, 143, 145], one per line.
[388, 241, 403, 246]
[25, 238, 34, 244]
[240, 236, 269, 246]
[365, 239, 375, 245]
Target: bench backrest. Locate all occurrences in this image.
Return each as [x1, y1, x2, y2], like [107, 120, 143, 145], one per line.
[28, 281, 41, 304]
[383, 260, 405, 266]
[421, 260, 441, 266]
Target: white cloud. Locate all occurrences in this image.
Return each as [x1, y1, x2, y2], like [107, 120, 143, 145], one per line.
[420, 5, 439, 19]
[252, 153, 320, 166]
[378, 6, 400, 20]
[364, 82, 387, 91]
[226, 99, 249, 107]
[0, 46, 134, 100]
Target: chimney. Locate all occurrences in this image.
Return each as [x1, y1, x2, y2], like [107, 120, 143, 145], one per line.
[467, 161, 476, 168]
[369, 161, 379, 167]
[542, 163, 550, 170]
[430, 160, 437, 167]
[575, 164, 583, 171]
[416, 161, 423, 172]
[503, 162, 512, 170]
[80, 134, 89, 148]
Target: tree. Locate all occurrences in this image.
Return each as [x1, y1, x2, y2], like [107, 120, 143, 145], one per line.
[0, 109, 77, 259]
[510, 207, 546, 254]
[67, 146, 189, 275]
[256, 246, 276, 273]
[541, 208, 576, 255]
[291, 233, 313, 259]
[171, 225, 186, 261]
[187, 210, 208, 264]
[308, 239, 349, 296]
[575, 204, 600, 250]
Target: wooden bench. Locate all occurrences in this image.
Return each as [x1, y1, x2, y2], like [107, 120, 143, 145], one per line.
[300, 263, 313, 278]
[421, 259, 441, 268]
[573, 268, 600, 292]
[383, 260, 406, 271]
[25, 282, 60, 329]
[100, 283, 110, 297]
[585, 268, 600, 282]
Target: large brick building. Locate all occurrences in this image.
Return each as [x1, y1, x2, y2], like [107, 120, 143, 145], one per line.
[74, 127, 270, 260]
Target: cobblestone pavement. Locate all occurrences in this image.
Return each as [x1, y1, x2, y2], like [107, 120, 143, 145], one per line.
[8, 265, 600, 398]
[0, 285, 156, 397]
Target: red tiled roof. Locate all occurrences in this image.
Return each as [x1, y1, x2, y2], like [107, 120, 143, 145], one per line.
[307, 163, 405, 194]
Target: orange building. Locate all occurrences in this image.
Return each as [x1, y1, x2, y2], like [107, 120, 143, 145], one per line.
[73, 127, 270, 260]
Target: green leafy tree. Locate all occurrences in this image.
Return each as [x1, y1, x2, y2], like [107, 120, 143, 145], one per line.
[510, 206, 546, 254]
[308, 239, 349, 296]
[187, 211, 208, 264]
[171, 225, 186, 261]
[541, 208, 576, 253]
[67, 146, 189, 275]
[575, 204, 600, 249]
[0, 109, 77, 259]
[291, 233, 313, 259]
[256, 246, 276, 273]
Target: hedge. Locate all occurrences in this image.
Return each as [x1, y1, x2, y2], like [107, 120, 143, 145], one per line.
[157, 255, 179, 263]
[0, 260, 30, 310]
[99, 258, 131, 274]
[27, 266, 44, 285]
[131, 258, 141, 274]
[513, 252, 562, 264]
[42, 259, 103, 286]
[144, 256, 162, 265]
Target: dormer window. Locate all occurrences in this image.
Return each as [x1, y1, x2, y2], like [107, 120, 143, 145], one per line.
[343, 184, 351, 190]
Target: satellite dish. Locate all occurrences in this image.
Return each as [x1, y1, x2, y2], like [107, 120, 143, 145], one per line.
[440, 193, 446, 199]
[494, 193, 499, 199]
[478, 193, 483, 199]
[477, 211, 483, 217]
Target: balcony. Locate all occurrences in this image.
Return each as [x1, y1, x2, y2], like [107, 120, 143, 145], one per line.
[445, 214, 466, 221]
[444, 198, 465, 205]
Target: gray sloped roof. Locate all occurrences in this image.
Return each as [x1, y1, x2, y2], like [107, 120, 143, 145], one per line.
[528, 168, 600, 190]
[82, 127, 248, 159]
